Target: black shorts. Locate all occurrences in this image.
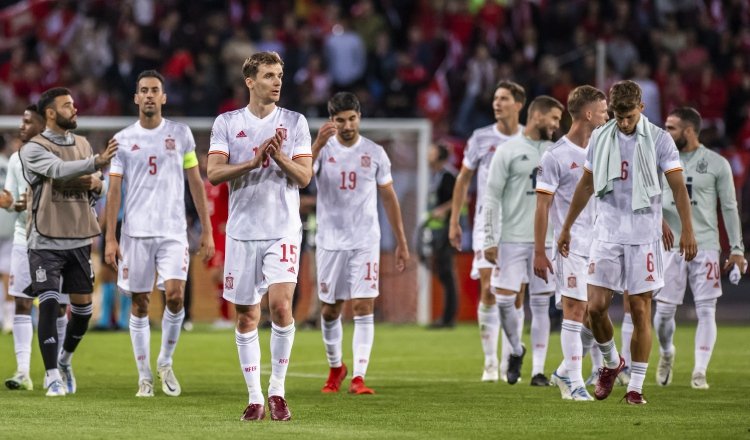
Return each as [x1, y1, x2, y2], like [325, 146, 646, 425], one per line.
[26, 245, 95, 296]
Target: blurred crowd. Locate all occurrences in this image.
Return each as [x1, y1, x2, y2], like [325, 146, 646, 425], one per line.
[1, 0, 750, 240]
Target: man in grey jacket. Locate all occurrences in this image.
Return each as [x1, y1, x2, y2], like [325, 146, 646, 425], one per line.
[19, 87, 117, 397]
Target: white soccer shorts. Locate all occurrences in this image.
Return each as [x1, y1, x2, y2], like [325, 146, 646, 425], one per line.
[0, 238, 12, 274]
[587, 239, 664, 295]
[554, 251, 589, 308]
[10, 244, 69, 304]
[491, 243, 556, 295]
[655, 250, 722, 305]
[222, 233, 302, 306]
[316, 243, 380, 304]
[117, 234, 189, 294]
[470, 249, 495, 280]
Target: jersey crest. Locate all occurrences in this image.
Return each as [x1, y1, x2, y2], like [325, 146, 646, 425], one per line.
[361, 154, 371, 168]
[696, 158, 708, 174]
[165, 137, 176, 151]
[275, 127, 287, 140]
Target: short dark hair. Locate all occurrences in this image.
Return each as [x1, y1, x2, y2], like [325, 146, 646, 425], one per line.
[328, 92, 360, 117]
[495, 80, 526, 107]
[242, 51, 284, 79]
[669, 106, 702, 134]
[435, 142, 450, 161]
[136, 70, 165, 89]
[528, 95, 564, 117]
[609, 80, 642, 114]
[25, 104, 44, 120]
[37, 87, 71, 114]
[567, 85, 606, 119]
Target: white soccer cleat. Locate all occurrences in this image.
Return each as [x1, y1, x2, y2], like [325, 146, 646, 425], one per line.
[58, 362, 76, 394]
[136, 379, 154, 397]
[584, 370, 599, 386]
[656, 347, 675, 386]
[616, 366, 631, 386]
[46, 379, 67, 397]
[691, 372, 709, 390]
[482, 363, 499, 382]
[570, 386, 594, 401]
[157, 366, 182, 397]
[551, 371, 572, 400]
[5, 371, 33, 391]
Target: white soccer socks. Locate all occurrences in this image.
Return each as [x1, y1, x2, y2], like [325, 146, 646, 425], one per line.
[13, 314, 33, 375]
[236, 329, 263, 404]
[496, 294, 523, 355]
[530, 295, 550, 376]
[157, 307, 185, 368]
[352, 315, 374, 379]
[561, 319, 584, 388]
[694, 299, 717, 375]
[654, 302, 677, 356]
[321, 316, 343, 368]
[269, 321, 295, 398]
[130, 314, 152, 381]
[477, 303, 499, 368]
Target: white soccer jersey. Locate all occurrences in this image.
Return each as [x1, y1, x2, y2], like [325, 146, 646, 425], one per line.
[4, 152, 27, 245]
[209, 106, 312, 240]
[111, 118, 195, 238]
[584, 124, 681, 245]
[536, 136, 594, 257]
[0, 154, 15, 240]
[461, 123, 523, 251]
[314, 135, 392, 250]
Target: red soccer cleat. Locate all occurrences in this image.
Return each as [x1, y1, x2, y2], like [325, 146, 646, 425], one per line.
[321, 364, 348, 393]
[595, 356, 626, 400]
[622, 391, 648, 405]
[268, 395, 292, 421]
[348, 376, 375, 395]
[240, 403, 266, 421]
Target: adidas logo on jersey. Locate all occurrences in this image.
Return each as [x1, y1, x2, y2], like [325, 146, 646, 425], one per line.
[328, 156, 337, 163]
[287, 267, 296, 274]
[370, 283, 377, 290]
[131, 144, 140, 151]
[645, 274, 655, 282]
[236, 130, 247, 138]
[570, 162, 579, 169]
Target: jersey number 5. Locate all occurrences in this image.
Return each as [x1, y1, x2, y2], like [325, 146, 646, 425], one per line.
[149, 156, 157, 175]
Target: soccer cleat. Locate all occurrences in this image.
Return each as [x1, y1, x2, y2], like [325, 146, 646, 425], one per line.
[622, 390, 647, 405]
[551, 371, 572, 400]
[570, 386, 594, 401]
[482, 362, 499, 382]
[240, 404, 266, 421]
[46, 379, 66, 397]
[691, 372, 709, 390]
[157, 366, 182, 397]
[58, 362, 76, 394]
[268, 395, 291, 421]
[321, 364, 348, 393]
[506, 345, 526, 385]
[136, 379, 154, 397]
[349, 376, 375, 395]
[656, 348, 675, 386]
[585, 370, 600, 386]
[616, 366, 631, 386]
[594, 356, 625, 400]
[530, 373, 550, 386]
[5, 372, 33, 391]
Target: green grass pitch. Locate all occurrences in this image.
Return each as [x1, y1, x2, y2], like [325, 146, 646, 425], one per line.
[1, 323, 748, 439]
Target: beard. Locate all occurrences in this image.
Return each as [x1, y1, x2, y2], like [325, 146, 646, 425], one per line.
[539, 127, 552, 141]
[56, 113, 77, 130]
[674, 136, 688, 150]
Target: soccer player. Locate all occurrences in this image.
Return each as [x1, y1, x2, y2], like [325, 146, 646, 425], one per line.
[654, 107, 746, 389]
[207, 51, 313, 422]
[533, 86, 609, 400]
[104, 70, 215, 398]
[448, 80, 525, 382]
[19, 87, 117, 396]
[2, 105, 69, 390]
[484, 95, 564, 386]
[313, 92, 409, 395]
[558, 80, 697, 405]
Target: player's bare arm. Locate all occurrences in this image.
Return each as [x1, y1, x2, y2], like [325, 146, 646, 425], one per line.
[558, 169, 594, 257]
[378, 183, 410, 272]
[311, 121, 337, 163]
[207, 135, 278, 184]
[665, 169, 697, 261]
[185, 165, 216, 263]
[269, 149, 313, 188]
[533, 192, 554, 282]
[104, 173, 123, 269]
[448, 165, 474, 250]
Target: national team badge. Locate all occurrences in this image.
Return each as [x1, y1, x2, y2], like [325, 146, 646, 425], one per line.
[588, 263, 595, 274]
[567, 274, 577, 288]
[122, 267, 129, 280]
[361, 154, 371, 168]
[696, 158, 708, 174]
[320, 283, 329, 293]
[225, 274, 234, 290]
[35, 267, 47, 283]
[165, 137, 176, 151]
[489, 145, 496, 153]
[275, 127, 287, 140]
